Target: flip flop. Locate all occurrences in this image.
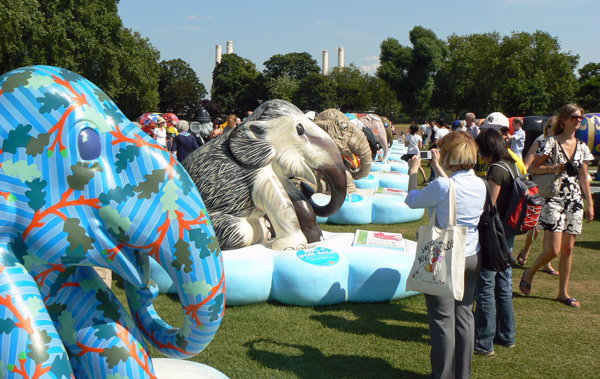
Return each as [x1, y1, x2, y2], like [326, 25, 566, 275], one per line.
[519, 270, 531, 296]
[541, 268, 560, 276]
[515, 249, 527, 267]
[557, 297, 580, 308]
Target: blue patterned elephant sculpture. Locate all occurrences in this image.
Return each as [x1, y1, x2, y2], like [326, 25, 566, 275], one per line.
[0, 66, 224, 378]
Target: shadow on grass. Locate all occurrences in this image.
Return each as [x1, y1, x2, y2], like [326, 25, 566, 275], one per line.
[575, 239, 600, 250]
[244, 338, 428, 379]
[309, 301, 430, 343]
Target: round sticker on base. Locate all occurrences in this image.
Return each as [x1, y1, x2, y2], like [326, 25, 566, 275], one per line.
[296, 247, 339, 267]
[345, 193, 363, 202]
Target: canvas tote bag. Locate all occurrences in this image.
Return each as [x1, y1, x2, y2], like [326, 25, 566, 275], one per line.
[406, 179, 468, 300]
[531, 137, 560, 198]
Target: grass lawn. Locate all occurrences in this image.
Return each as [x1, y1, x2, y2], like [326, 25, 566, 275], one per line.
[111, 191, 600, 378]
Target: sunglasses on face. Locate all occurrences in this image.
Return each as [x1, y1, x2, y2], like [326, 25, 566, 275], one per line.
[566, 115, 583, 121]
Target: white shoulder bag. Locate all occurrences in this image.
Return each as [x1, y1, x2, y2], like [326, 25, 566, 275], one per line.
[406, 179, 468, 300]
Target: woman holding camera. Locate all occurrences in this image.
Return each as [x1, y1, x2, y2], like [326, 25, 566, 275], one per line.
[405, 132, 486, 379]
[520, 103, 594, 307]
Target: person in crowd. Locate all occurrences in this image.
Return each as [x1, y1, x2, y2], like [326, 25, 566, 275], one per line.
[520, 103, 594, 308]
[516, 117, 558, 275]
[170, 120, 199, 163]
[220, 114, 238, 130]
[507, 117, 526, 159]
[428, 120, 439, 149]
[420, 122, 429, 139]
[428, 119, 450, 183]
[426, 120, 440, 182]
[385, 118, 395, 148]
[210, 122, 223, 139]
[398, 131, 405, 144]
[405, 131, 485, 379]
[152, 116, 168, 148]
[473, 128, 519, 356]
[434, 118, 450, 142]
[402, 124, 428, 183]
[465, 113, 479, 139]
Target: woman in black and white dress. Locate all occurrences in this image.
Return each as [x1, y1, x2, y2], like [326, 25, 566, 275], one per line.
[520, 103, 594, 308]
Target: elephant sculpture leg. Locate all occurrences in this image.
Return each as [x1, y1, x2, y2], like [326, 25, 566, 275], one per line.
[253, 169, 309, 251]
[40, 266, 156, 379]
[0, 257, 75, 378]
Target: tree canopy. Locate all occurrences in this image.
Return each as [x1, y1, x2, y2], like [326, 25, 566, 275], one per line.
[577, 63, 600, 113]
[0, 0, 160, 119]
[159, 59, 207, 119]
[211, 53, 263, 115]
[378, 26, 448, 119]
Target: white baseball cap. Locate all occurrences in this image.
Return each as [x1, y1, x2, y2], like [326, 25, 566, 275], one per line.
[480, 112, 509, 131]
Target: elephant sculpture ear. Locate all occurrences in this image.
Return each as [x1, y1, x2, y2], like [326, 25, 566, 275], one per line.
[228, 121, 276, 169]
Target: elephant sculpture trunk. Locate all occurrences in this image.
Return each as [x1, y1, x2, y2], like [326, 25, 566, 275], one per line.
[300, 163, 347, 217]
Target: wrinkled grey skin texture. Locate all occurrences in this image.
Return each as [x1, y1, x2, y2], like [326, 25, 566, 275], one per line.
[183, 100, 348, 251]
[313, 109, 373, 193]
[360, 114, 389, 162]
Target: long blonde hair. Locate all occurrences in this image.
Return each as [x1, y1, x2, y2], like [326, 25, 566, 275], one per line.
[552, 103, 584, 136]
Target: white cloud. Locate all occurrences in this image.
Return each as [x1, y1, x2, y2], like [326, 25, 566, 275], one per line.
[186, 15, 213, 20]
[365, 56, 379, 62]
[362, 63, 380, 74]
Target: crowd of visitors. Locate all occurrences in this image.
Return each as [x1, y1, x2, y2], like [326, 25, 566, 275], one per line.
[406, 103, 594, 378]
[135, 103, 593, 379]
[138, 107, 249, 163]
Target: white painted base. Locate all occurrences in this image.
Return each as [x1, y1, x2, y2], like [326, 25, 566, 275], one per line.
[153, 358, 229, 379]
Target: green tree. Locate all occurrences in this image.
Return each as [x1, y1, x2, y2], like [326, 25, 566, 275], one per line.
[328, 64, 371, 112]
[263, 52, 320, 81]
[377, 26, 448, 119]
[497, 31, 579, 115]
[577, 62, 600, 112]
[159, 59, 207, 119]
[265, 74, 299, 103]
[433, 32, 502, 119]
[295, 73, 336, 111]
[211, 53, 262, 114]
[367, 76, 403, 121]
[0, 0, 160, 119]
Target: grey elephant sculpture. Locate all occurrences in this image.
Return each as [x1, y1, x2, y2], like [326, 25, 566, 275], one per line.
[313, 109, 373, 193]
[183, 99, 348, 251]
[359, 113, 389, 161]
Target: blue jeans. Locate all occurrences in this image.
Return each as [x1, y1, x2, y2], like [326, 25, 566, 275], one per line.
[474, 235, 516, 352]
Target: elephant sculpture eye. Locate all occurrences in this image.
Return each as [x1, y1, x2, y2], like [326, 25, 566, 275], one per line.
[296, 123, 305, 136]
[78, 128, 102, 160]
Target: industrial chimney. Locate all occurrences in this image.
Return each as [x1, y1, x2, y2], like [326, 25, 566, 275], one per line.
[226, 40, 233, 54]
[215, 45, 222, 64]
[338, 47, 345, 68]
[322, 50, 329, 75]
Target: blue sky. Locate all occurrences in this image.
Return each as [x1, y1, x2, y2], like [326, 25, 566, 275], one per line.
[118, 0, 599, 91]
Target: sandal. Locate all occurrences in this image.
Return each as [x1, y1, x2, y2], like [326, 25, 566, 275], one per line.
[519, 270, 532, 296]
[516, 249, 527, 267]
[557, 297, 580, 308]
[541, 267, 560, 276]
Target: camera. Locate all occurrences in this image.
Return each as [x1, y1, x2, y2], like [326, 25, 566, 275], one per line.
[419, 150, 432, 160]
[564, 161, 580, 177]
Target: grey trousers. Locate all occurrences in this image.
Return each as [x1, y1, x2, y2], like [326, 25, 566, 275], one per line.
[425, 251, 481, 379]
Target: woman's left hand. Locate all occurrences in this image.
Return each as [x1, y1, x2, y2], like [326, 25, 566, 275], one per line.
[586, 204, 595, 223]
